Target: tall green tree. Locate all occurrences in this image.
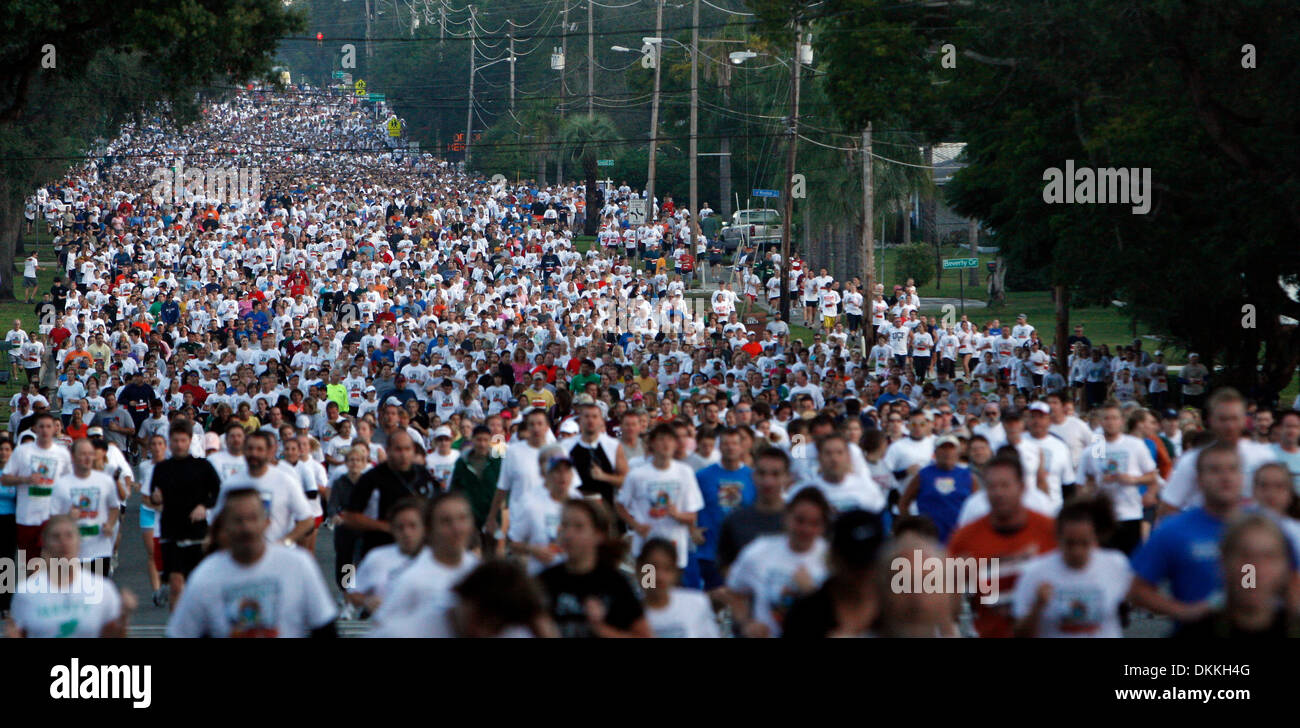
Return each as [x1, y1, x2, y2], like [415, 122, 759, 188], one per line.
[0, 0, 302, 299]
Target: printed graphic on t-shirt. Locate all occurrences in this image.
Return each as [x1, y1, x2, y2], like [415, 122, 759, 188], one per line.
[222, 579, 282, 638]
[1053, 584, 1105, 635]
[648, 480, 679, 518]
[762, 567, 798, 627]
[718, 480, 744, 509]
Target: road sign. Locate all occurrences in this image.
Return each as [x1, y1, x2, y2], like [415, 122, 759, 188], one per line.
[752, 188, 780, 198]
[354, 80, 366, 97]
[627, 199, 647, 225]
[332, 71, 344, 79]
[386, 118, 402, 137]
[943, 257, 979, 270]
[597, 159, 614, 167]
[369, 93, 385, 101]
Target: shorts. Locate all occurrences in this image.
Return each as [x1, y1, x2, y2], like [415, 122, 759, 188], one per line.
[938, 358, 956, 378]
[892, 354, 908, 369]
[23, 277, 36, 288]
[314, 515, 325, 528]
[823, 315, 837, 329]
[161, 541, 206, 579]
[913, 356, 930, 379]
[846, 313, 862, 332]
[1105, 519, 1143, 556]
[804, 299, 818, 308]
[140, 505, 157, 530]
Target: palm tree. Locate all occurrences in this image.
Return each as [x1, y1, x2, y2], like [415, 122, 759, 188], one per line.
[559, 114, 619, 236]
[515, 102, 559, 185]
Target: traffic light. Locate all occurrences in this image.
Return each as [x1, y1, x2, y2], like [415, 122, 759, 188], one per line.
[316, 32, 324, 46]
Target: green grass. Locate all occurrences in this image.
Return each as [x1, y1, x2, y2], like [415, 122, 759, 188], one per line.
[0, 229, 61, 422]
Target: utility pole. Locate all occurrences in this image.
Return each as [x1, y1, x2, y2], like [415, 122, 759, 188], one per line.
[778, 24, 802, 325]
[719, 61, 732, 219]
[688, 0, 700, 256]
[440, 5, 446, 44]
[509, 32, 516, 113]
[364, 0, 374, 58]
[587, 0, 595, 117]
[862, 123, 874, 301]
[558, 4, 568, 183]
[465, 5, 476, 169]
[645, 0, 663, 223]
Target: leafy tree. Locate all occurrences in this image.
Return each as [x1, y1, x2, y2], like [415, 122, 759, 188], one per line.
[0, 0, 302, 299]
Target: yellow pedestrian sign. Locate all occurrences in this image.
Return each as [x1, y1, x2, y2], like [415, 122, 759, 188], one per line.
[354, 79, 366, 97]
[387, 118, 402, 137]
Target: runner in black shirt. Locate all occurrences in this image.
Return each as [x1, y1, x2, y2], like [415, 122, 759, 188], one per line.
[538, 499, 649, 638]
[342, 430, 435, 556]
[148, 419, 221, 609]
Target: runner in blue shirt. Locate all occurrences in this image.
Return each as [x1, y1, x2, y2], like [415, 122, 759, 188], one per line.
[899, 435, 975, 544]
[690, 427, 754, 592]
[1129, 441, 1241, 630]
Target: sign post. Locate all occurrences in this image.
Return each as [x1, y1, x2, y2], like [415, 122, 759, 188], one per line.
[628, 199, 647, 225]
[942, 257, 979, 317]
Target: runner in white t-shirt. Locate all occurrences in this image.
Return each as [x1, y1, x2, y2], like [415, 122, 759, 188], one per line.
[7, 515, 134, 638]
[166, 488, 338, 638]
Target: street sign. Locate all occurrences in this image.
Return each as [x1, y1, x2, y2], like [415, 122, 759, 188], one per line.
[386, 118, 402, 137]
[627, 199, 647, 225]
[354, 80, 367, 97]
[597, 159, 614, 167]
[341, 73, 352, 85]
[332, 71, 344, 79]
[369, 93, 386, 101]
[752, 188, 779, 198]
[943, 257, 979, 270]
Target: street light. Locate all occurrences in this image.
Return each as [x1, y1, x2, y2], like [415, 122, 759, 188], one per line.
[729, 33, 810, 324]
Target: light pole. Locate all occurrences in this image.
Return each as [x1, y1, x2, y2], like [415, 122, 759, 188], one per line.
[730, 38, 807, 325]
[465, 24, 516, 170]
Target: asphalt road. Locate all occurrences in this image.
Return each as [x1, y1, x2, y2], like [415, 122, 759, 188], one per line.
[111, 491, 1170, 637]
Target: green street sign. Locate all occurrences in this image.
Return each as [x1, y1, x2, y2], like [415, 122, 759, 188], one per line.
[332, 71, 344, 79]
[597, 159, 614, 167]
[368, 93, 386, 101]
[943, 257, 979, 270]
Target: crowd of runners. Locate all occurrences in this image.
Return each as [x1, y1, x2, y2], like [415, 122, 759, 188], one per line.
[2, 83, 1297, 638]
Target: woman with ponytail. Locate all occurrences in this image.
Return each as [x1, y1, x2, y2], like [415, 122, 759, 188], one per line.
[538, 498, 651, 638]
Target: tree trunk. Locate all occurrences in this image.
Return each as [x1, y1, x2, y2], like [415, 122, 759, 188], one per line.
[583, 159, 598, 236]
[0, 181, 20, 300]
[1054, 284, 1069, 369]
[902, 204, 911, 247]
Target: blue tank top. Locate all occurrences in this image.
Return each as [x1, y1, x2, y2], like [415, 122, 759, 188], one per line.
[915, 464, 974, 543]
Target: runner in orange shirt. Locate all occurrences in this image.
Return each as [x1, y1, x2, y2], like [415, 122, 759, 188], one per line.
[948, 453, 1058, 638]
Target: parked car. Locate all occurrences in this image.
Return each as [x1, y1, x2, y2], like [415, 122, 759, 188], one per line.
[719, 208, 782, 252]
